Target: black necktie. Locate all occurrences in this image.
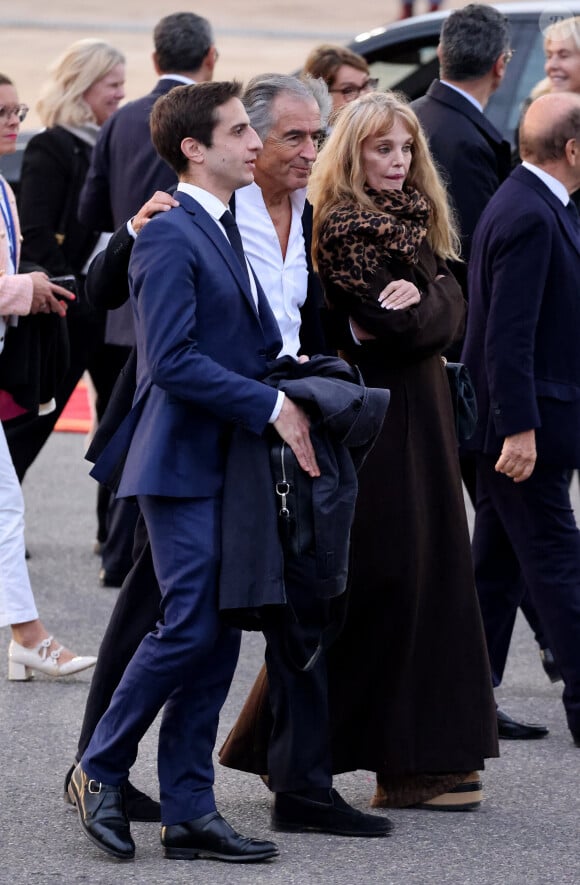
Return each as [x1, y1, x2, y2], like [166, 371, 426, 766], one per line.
[219, 210, 250, 284]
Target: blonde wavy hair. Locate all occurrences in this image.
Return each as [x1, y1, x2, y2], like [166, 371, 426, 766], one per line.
[538, 15, 580, 100]
[308, 91, 461, 264]
[36, 38, 125, 128]
[544, 14, 580, 50]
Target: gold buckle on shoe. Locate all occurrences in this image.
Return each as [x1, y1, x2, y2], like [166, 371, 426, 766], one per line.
[88, 779, 102, 794]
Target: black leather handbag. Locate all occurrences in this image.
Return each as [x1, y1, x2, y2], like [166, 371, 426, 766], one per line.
[445, 360, 478, 442]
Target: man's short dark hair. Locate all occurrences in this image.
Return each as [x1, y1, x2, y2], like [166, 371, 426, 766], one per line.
[520, 104, 580, 164]
[154, 12, 213, 74]
[439, 4, 510, 81]
[150, 80, 241, 175]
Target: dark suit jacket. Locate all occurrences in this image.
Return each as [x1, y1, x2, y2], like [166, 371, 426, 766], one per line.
[85, 223, 134, 313]
[18, 126, 99, 278]
[220, 355, 390, 619]
[462, 165, 580, 467]
[85, 195, 330, 472]
[92, 190, 282, 498]
[78, 78, 182, 346]
[412, 80, 512, 286]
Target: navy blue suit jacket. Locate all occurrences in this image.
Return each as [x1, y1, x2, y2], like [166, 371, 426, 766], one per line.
[93, 190, 282, 498]
[462, 164, 580, 467]
[78, 78, 182, 346]
[78, 78, 180, 232]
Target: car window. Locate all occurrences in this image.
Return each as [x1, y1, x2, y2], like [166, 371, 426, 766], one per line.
[506, 30, 547, 133]
[485, 22, 547, 145]
[366, 41, 439, 95]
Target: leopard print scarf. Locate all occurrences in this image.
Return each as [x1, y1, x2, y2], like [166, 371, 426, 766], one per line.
[317, 186, 430, 298]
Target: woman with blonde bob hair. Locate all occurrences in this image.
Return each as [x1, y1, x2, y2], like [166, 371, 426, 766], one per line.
[310, 89, 498, 810]
[36, 38, 126, 128]
[8, 39, 126, 562]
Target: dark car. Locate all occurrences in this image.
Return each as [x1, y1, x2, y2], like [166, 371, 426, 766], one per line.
[349, 2, 580, 146]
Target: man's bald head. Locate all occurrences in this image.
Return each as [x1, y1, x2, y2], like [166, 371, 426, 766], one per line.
[520, 92, 580, 165]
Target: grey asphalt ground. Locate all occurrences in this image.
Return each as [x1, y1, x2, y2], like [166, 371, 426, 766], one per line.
[1, 431, 579, 885]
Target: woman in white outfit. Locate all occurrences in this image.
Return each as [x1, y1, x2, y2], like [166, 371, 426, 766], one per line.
[0, 72, 96, 680]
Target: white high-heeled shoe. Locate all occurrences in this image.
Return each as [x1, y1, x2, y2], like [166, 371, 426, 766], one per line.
[7, 637, 97, 681]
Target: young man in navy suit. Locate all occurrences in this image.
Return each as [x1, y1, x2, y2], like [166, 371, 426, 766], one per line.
[463, 92, 580, 751]
[68, 81, 321, 863]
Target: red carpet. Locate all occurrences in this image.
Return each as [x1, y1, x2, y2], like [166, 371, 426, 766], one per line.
[54, 379, 93, 434]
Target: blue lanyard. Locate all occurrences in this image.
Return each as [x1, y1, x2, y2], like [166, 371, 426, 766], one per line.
[0, 176, 17, 269]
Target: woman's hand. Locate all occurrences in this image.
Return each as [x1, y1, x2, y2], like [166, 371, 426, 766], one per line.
[378, 279, 421, 311]
[29, 272, 74, 317]
[131, 191, 179, 234]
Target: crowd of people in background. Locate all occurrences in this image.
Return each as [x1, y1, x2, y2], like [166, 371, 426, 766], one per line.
[1, 2, 580, 869]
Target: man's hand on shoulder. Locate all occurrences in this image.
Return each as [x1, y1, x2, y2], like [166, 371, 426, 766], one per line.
[495, 430, 537, 482]
[131, 191, 179, 235]
[273, 397, 320, 478]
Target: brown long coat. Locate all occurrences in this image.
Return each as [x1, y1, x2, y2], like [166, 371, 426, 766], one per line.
[220, 239, 498, 800]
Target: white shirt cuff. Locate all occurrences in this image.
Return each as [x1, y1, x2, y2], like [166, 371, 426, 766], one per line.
[268, 391, 285, 423]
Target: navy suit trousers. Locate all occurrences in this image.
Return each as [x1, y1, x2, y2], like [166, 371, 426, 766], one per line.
[473, 455, 580, 734]
[81, 495, 241, 825]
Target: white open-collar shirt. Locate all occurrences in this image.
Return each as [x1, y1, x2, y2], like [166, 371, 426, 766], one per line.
[235, 181, 308, 359]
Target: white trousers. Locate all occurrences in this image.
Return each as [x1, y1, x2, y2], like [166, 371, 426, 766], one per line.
[0, 421, 37, 627]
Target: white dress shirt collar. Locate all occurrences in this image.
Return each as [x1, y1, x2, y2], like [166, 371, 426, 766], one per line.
[439, 80, 484, 114]
[176, 182, 229, 220]
[158, 74, 196, 86]
[521, 161, 570, 207]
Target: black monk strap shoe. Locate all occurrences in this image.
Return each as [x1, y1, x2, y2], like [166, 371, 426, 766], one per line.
[68, 764, 135, 860]
[497, 708, 549, 740]
[64, 764, 161, 822]
[273, 788, 393, 837]
[161, 811, 279, 862]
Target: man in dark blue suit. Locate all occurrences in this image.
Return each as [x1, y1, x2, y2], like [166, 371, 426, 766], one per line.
[463, 92, 580, 750]
[79, 11, 218, 588]
[68, 81, 322, 863]
[411, 3, 512, 306]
